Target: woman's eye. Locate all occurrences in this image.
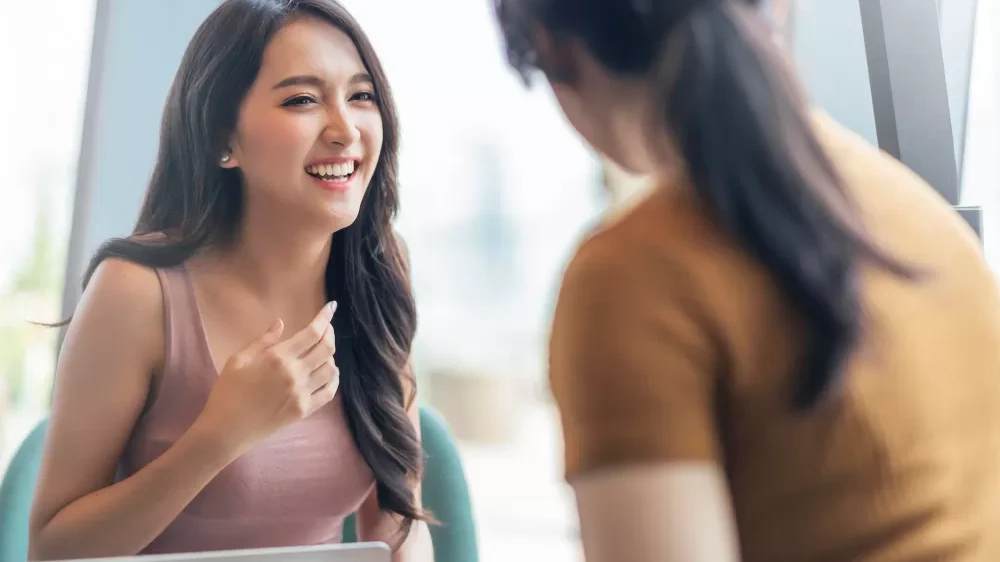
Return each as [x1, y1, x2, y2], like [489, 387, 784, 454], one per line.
[351, 91, 376, 103]
[282, 95, 317, 107]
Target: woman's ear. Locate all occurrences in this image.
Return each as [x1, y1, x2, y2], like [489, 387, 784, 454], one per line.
[219, 148, 237, 169]
[219, 130, 243, 169]
[533, 26, 579, 85]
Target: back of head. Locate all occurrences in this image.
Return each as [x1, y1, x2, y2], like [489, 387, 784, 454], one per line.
[495, 0, 916, 409]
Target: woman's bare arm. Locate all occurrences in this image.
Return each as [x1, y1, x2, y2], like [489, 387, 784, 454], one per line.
[572, 463, 741, 562]
[28, 259, 238, 560]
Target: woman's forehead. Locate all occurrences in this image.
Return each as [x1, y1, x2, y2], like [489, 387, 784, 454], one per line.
[257, 17, 367, 84]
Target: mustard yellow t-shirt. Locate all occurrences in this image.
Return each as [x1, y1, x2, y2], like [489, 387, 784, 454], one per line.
[549, 113, 1000, 561]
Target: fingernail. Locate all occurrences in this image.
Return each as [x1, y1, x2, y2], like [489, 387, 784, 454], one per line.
[328, 301, 338, 315]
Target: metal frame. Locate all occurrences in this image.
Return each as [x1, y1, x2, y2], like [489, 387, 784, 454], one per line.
[59, 0, 113, 348]
[859, 0, 984, 241]
[957, 206, 984, 240]
[938, 0, 981, 179]
[859, 0, 960, 204]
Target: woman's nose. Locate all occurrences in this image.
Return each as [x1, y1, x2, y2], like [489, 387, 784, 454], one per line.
[322, 104, 361, 146]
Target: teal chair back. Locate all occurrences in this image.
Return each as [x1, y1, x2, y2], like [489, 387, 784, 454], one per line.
[0, 419, 48, 562]
[342, 407, 479, 562]
[0, 407, 478, 562]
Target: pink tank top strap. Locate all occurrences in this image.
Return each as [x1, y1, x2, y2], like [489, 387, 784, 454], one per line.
[150, 265, 216, 404]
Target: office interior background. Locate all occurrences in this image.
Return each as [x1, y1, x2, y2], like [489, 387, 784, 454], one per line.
[0, 1, 996, 560]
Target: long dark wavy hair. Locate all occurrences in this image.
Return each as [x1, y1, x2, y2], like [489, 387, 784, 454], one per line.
[78, 0, 426, 540]
[495, 0, 917, 409]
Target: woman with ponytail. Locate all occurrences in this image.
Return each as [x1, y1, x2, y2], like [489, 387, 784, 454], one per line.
[496, 1, 1000, 560]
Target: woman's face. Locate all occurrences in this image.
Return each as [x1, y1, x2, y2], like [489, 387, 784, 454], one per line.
[223, 16, 383, 230]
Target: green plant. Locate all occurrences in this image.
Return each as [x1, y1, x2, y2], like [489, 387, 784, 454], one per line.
[0, 174, 66, 409]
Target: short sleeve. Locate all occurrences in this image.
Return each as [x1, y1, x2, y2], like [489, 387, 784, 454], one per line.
[549, 240, 722, 479]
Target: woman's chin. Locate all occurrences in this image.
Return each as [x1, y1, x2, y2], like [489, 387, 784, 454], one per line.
[319, 205, 362, 233]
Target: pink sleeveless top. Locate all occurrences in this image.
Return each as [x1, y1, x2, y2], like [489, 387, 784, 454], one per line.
[118, 265, 375, 554]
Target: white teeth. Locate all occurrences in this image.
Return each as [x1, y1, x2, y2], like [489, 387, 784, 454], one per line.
[307, 161, 357, 179]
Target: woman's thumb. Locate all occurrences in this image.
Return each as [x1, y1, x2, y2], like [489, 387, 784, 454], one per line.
[243, 318, 284, 356]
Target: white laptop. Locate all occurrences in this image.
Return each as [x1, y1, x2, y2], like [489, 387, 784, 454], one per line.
[53, 543, 390, 562]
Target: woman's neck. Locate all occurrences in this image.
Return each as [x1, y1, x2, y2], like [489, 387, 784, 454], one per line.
[199, 206, 335, 305]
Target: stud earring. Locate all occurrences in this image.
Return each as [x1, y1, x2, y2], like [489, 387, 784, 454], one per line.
[220, 152, 231, 165]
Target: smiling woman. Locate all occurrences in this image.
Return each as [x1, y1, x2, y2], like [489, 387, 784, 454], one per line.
[27, 1, 431, 561]
[218, 16, 385, 230]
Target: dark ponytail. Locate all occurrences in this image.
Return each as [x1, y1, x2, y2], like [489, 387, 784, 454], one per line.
[496, 0, 916, 409]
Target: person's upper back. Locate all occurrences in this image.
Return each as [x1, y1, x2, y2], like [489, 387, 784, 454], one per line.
[549, 112, 1000, 561]
[118, 265, 374, 554]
